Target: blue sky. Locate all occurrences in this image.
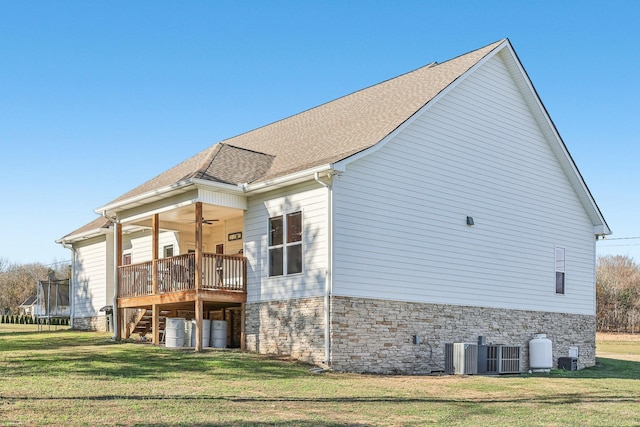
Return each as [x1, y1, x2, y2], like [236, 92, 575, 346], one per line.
[1, 1, 638, 265]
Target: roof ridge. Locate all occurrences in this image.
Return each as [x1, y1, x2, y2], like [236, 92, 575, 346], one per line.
[436, 38, 506, 67]
[194, 143, 224, 180]
[90, 40, 507, 216]
[220, 40, 505, 148]
[222, 143, 275, 157]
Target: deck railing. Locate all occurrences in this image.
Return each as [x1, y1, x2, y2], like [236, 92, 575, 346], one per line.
[118, 253, 246, 298]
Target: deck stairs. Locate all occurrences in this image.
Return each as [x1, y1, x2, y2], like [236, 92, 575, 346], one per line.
[127, 308, 172, 341]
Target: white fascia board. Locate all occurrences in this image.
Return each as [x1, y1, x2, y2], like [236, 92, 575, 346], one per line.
[333, 40, 510, 172]
[499, 42, 611, 235]
[594, 225, 611, 236]
[56, 227, 111, 245]
[242, 164, 333, 194]
[191, 178, 246, 194]
[95, 179, 195, 216]
[95, 178, 244, 217]
[119, 198, 199, 224]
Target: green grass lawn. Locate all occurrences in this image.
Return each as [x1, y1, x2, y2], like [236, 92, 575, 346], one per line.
[1, 327, 639, 426]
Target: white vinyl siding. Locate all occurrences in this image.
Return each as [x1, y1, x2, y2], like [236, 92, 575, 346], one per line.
[124, 231, 179, 263]
[224, 216, 244, 254]
[244, 181, 327, 302]
[73, 236, 110, 318]
[332, 53, 596, 315]
[555, 246, 566, 294]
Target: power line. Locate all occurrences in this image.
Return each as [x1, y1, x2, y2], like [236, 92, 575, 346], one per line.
[600, 236, 640, 241]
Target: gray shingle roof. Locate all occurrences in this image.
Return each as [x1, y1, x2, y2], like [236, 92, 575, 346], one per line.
[224, 40, 504, 181]
[20, 296, 38, 306]
[58, 216, 112, 242]
[104, 40, 504, 207]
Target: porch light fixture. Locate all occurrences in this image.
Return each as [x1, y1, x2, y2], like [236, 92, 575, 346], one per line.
[466, 216, 474, 226]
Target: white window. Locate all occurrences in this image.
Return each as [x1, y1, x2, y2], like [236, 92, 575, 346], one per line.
[268, 211, 302, 277]
[555, 247, 565, 294]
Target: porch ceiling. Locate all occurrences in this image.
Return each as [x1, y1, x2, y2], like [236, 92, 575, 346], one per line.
[160, 203, 241, 224]
[126, 203, 242, 230]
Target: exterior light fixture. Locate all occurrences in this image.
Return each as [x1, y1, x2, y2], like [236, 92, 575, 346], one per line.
[466, 216, 474, 226]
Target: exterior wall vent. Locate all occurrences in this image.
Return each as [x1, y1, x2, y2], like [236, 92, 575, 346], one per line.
[445, 343, 478, 375]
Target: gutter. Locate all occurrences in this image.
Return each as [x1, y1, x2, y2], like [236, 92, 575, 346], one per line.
[60, 242, 76, 329]
[98, 211, 120, 341]
[111, 218, 119, 340]
[314, 171, 334, 365]
[97, 178, 245, 217]
[95, 179, 195, 215]
[243, 164, 332, 194]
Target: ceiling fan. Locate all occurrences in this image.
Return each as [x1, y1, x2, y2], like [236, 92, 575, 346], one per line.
[190, 218, 219, 225]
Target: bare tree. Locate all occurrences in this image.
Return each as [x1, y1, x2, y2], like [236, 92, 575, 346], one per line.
[597, 255, 640, 333]
[0, 262, 49, 314]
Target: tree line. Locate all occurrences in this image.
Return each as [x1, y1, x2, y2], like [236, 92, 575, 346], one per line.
[597, 255, 640, 333]
[0, 257, 70, 315]
[1, 255, 638, 331]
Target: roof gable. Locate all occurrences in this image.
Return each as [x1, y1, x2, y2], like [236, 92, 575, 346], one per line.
[224, 40, 504, 181]
[83, 39, 606, 235]
[20, 296, 38, 306]
[57, 216, 112, 243]
[99, 40, 504, 209]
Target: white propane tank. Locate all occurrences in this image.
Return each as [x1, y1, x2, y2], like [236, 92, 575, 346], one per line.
[529, 333, 553, 372]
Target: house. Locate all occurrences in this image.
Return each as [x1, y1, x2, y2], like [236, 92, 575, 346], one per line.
[18, 296, 38, 317]
[57, 39, 610, 374]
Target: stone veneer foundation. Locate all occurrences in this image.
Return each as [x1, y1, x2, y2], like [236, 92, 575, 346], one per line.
[245, 297, 326, 366]
[72, 315, 109, 332]
[245, 296, 596, 375]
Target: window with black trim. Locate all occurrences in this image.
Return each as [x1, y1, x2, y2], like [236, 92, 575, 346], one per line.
[269, 211, 302, 277]
[555, 247, 565, 294]
[163, 245, 174, 258]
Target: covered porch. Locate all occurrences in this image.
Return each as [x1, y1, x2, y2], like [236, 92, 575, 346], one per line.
[112, 196, 248, 351]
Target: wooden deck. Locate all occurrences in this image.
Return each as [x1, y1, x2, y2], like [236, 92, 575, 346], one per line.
[117, 252, 247, 307]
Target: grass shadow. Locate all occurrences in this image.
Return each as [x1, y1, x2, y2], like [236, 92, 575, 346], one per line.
[524, 357, 640, 380]
[1, 330, 311, 381]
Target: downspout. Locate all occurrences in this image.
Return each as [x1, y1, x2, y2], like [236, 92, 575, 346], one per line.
[315, 171, 333, 365]
[61, 242, 76, 329]
[101, 211, 119, 340]
[111, 217, 119, 340]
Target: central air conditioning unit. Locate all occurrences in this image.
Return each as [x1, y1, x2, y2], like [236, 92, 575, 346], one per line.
[485, 345, 522, 374]
[445, 343, 478, 375]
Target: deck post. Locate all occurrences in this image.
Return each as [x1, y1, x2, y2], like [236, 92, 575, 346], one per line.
[195, 298, 203, 351]
[195, 202, 203, 291]
[115, 222, 123, 340]
[240, 303, 246, 352]
[152, 304, 160, 345]
[152, 214, 159, 295]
